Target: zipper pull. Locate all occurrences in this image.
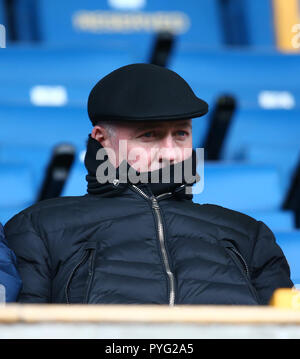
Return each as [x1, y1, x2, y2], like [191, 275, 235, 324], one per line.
[151, 196, 159, 209]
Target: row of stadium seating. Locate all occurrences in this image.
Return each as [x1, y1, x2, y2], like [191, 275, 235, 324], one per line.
[2, 0, 276, 49]
[0, 47, 299, 108]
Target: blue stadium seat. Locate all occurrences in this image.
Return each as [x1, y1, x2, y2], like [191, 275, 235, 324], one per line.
[192, 162, 283, 212]
[0, 206, 28, 225]
[275, 231, 300, 285]
[240, 144, 300, 195]
[0, 148, 87, 224]
[62, 159, 87, 197]
[0, 106, 91, 148]
[1, 106, 90, 198]
[0, 0, 6, 47]
[192, 114, 210, 150]
[0, 149, 87, 223]
[244, 210, 294, 232]
[223, 0, 275, 48]
[221, 109, 300, 160]
[0, 46, 134, 83]
[0, 163, 34, 207]
[0, 1, 4, 25]
[0, 144, 52, 189]
[14, 0, 223, 57]
[0, 82, 91, 108]
[13, 0, 38, 42]
[0, 164, 35, 224]
[170, 49, 300, 110]
[241, 0, 275, 48]
[0, 46, 134, 107]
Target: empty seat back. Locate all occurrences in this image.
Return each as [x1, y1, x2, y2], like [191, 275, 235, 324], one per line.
[0, 206, 28, 225]
[0, 106, 91, 148]
[0, 163, 34, 207]
[244, 210, 294, 232]
[241, 145, 300, 194]
[170, 49, 300, 111]
[192, 162, 283, 211]
[238, 0, 275, 48]
[0, 0, 6, 47]
[275, 231, 300, 285]
[0, 47, 134, 107]
[61, 158, 87, 197]
[222, 109, 300, 160]
[0, 144, 52, 190]
[14, 0, 223, 55]
[224, 0, 300, 51]
[0, 0, 5, 27]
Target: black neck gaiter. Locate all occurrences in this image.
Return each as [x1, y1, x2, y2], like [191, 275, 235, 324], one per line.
[84, 135, 199, 198]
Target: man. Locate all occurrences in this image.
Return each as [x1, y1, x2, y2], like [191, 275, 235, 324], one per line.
[5, 63, 293, 305]
[0, 223, 21, 302]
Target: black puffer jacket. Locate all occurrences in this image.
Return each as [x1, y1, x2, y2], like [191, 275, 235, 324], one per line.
[4, 138, 293, 305]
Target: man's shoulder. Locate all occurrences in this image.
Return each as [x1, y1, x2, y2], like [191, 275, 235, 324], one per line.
[197, 202, 257, 222]
[14, 195, 88, 216]
[190, 201, 259, 236]
[5, 195, 92, 234]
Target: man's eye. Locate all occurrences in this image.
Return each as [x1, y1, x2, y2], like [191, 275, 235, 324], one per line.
[176, 130, 188, 136]
[141, 131, 155, 138]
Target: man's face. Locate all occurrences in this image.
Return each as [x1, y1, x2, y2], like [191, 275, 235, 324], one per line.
[92, 119, 193, 172]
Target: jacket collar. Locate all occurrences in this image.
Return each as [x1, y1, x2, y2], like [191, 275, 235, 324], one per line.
[84, 135, 198, 200]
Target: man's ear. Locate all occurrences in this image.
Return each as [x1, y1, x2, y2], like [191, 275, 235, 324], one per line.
[91, 125, 110, 147]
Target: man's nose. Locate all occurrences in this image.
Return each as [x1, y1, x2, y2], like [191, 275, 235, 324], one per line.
[158, 136, 180, 164]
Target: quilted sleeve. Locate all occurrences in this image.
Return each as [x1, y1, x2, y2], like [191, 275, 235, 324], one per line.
[250, 221, 294, 304]
[0, 223, 22, 302]
[4, 212, 52, 303]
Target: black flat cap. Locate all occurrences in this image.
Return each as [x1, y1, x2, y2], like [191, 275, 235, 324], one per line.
[88, 63, 208, 125]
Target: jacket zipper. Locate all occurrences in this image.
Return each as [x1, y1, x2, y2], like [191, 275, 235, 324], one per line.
[152, 197, 175, 306]
[84, 249, 96, 303]
[228, 246, 250, 278]
[131, 185, 175, 306]
[65, 250, 90, 304]
[226, 246, 260, 303]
